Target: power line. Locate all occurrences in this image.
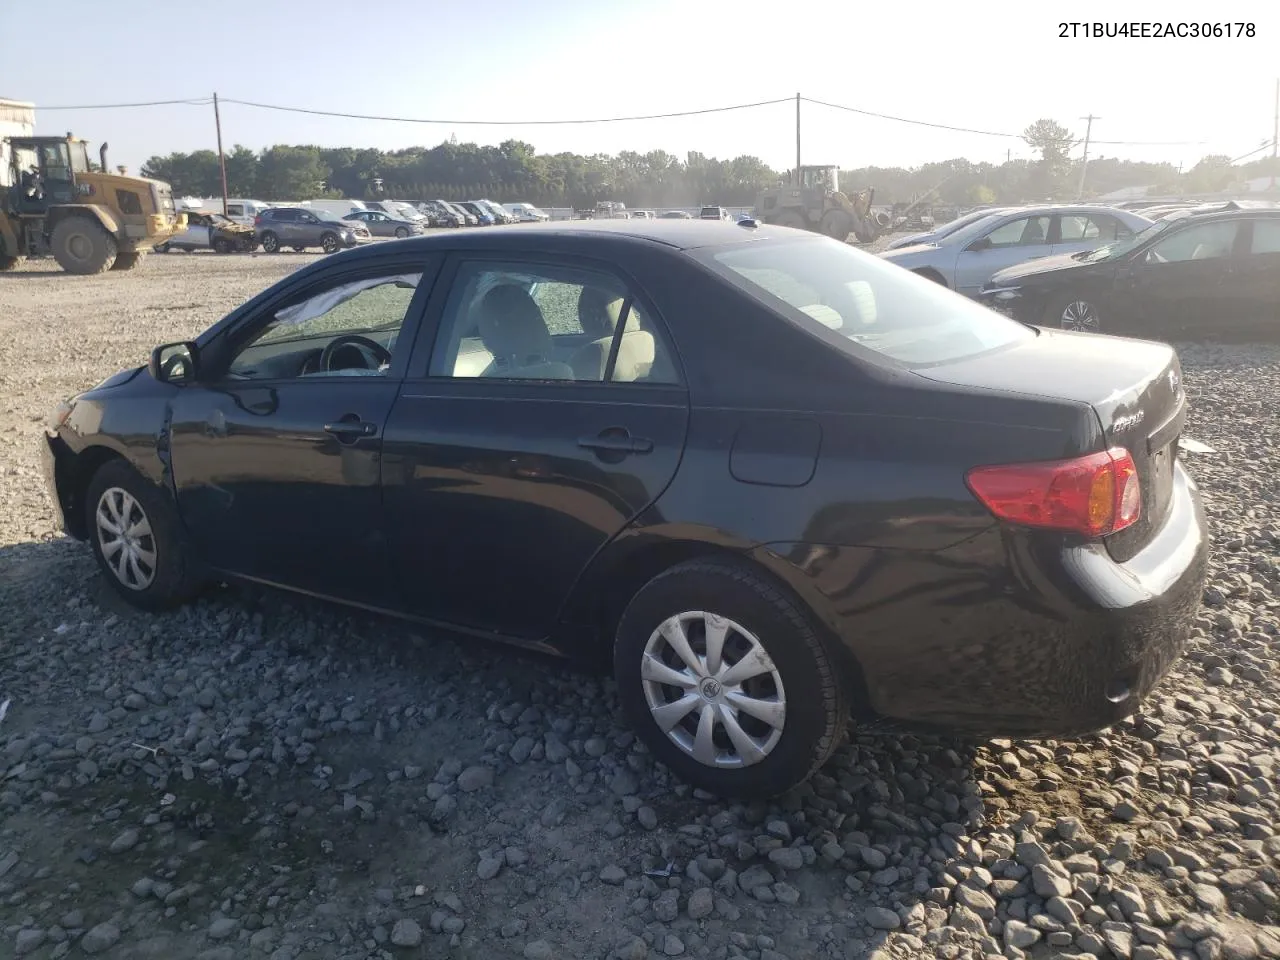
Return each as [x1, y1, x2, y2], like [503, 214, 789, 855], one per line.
[1230, 139, 1277, 164]
[41, 97, 212, 110]
[219, 96, 795, 125]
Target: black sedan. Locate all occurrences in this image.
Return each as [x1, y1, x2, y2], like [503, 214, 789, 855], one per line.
[41, 219, 1208, 798]
[980, 202, 1280, 338]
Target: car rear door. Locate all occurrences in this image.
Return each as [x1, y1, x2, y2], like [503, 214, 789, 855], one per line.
[380, 253, 690, 640]
[1124, 218, 1244, 337]
[1227, 217, 1280, 337]
[953, 214, 1053, 295]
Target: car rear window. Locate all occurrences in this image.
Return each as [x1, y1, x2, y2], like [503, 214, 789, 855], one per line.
[701, 236, 1033, 367]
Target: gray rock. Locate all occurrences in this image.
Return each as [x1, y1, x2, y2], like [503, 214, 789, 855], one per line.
[81, 923, 121, 954]
[524, 939, 553, 960]
[738, 864, 774, 893]
[1103, 924, 1135, 959]
[477, 856, 503, 880]
[954, 883, 997, 918]
[865, 906, 900, 930]
[600, 864, 626, 885]
[1221, 931, 1260, 960]
[654, 889, 679, 922]
[208, 918, 239, 940]
[1193, 884, 1228, 912]
[1032, 863, 1073, 898]
[390, 919, 422, 947]
[768, 847, 804, 871]
[859, 846, 887, 869]
[637, 806, 658, 830]
[609, 770, 638, 796]
[687, 887, 713, 920]
[109, 828, 140, 853]
[456, 765, 493, 792]
[1004, 919, 1041, 949]
[508, 736, 534, 764]
[15, 928, 46, 956]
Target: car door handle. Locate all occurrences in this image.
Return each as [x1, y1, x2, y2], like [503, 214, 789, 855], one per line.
[578, 430, 653, 454]
[324, 419, 377, 439]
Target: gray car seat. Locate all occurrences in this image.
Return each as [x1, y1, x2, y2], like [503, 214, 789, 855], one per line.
[570, 286, 655, 381]
[476, 285, 573, 380]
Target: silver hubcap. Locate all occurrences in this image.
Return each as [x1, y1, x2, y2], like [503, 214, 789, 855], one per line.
[641, 612, 787, 769]
[1061, 300, 1099, 332]
[95, 487, 157, 590]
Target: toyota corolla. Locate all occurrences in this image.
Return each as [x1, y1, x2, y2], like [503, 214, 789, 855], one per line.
[42, 219, 1209, 798]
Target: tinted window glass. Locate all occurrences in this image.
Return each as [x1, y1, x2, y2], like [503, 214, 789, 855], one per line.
[703, 236, 1032, 367]
[983, 215, 1050, 247]
[227, 274, 421, 380]
[430, 262, 677, 383]
[1249, 219, 1280, 255]
[1147, 221, 1238, 263]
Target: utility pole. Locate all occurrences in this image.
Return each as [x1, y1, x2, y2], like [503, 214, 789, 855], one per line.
[1077, 114, 1098, 200]
[213, 92, 229, 216]
[1271, 78, 1277, 190]
[795, 92, 801, 185]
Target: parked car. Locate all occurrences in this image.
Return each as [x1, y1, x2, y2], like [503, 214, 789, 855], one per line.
[660, 210, 692, 219]
[254, 207, 371, 253]
[442, 201, 479, 227]
[979, 202, 1280, 338]
[299, 199, 368, 220]
[630, 210, 656, 220]
[504, 202, 551, 222]
[188, 198, 270, 226]
[884, 207, 1017, 251]
[880, 205, 1153, 297]
[154, 210, 257, 254]
[42, 219, 1208, 799]
[343, 210, 426, 238]
[699, 206, 731, 221]
[417, 200, 464, 228]
[475, 200, 515, 224]
[457, 201, 496, 226]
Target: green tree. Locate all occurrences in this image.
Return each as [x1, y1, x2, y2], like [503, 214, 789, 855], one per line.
[255, 146, 331, 201]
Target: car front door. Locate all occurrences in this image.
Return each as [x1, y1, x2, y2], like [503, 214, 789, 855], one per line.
[1122, 219, 1243, 337]
[167, 257, 438, 605]
[953, 214, 1053, 295]
[381, 254, 690, 640]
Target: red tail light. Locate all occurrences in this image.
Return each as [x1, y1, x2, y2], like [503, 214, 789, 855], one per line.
[254, 215, 262, 226]
[966, 447, 1141, 538]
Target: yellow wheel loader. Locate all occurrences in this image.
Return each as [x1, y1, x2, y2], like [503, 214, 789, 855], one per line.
[1, 101, 186, 274]
[754, 165, 891, 243]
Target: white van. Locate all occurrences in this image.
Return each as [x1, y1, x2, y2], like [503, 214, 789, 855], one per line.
[298, 199, 368, 221]
[503, 202, 550, 222]
[182, 198, 272, 226]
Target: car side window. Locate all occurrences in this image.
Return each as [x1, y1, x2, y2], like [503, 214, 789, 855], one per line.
[1249, 219, 1280, 255]
[983, 215, 1051, 248]
[225, 272, 423, 381]
[1146, 221, 1238, 264]
[1058, 215, 1101, 242]
[429, 261, 678, 384]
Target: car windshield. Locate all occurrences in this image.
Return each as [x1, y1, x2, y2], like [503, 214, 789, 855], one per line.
[934, 209, 1007, 238]
[702, 236, 1033, 367]
[1079, 216, 1177, 262]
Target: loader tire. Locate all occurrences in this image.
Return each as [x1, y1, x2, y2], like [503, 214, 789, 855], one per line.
[110, 252, 142, 271]
[52, 217, 118, 274]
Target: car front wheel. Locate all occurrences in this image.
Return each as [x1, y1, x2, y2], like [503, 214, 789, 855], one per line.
[85, 459, 203, 610]
[614, 558, 851, 799]
[320, 232, 340, 254]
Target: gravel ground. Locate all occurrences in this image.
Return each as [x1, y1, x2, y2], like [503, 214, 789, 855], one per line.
[1, 251, 1278, 960]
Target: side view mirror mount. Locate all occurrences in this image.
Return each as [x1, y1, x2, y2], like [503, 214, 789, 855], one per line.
[150, 341, 199, 384]
[966, 236, 993, 252]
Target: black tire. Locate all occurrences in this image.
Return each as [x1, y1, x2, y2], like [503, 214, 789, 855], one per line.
[110, 252, 142, 271]
[772, 210, 807, 230]
[155, 242, 172, 254]
[212, 237, 233, 254]
[1047, 291, 1102, 333]
[394, 226, 409, 238]
[260, 231, 280, 253]
[0, 254, 21, 271]
[820, 209, 853, 241]
[51, 217, 118, 274]
[320, 232, 340, 254]
[614, 558, 852, 799]
[85, 459, 203, 611]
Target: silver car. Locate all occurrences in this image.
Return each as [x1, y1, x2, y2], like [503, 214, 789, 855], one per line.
[879, 205, 1153, 297]
[884, 207, 1017, 250]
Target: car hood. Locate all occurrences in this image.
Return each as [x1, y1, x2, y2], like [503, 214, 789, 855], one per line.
[987, 251, 1098, 286]
[880, 242, 940, 261]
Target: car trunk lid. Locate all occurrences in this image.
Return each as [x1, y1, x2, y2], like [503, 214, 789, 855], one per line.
[914, 328, 1186, 561]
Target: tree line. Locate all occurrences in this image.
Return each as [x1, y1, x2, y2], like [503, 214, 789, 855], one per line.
[140, 120, 1279, 208]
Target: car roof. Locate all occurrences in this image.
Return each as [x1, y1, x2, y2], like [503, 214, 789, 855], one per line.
[334, 218, 798, 257]
[1164, 199, 1280, 222]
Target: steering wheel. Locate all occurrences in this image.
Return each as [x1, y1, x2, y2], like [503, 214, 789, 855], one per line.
[319, 335, 392, 373]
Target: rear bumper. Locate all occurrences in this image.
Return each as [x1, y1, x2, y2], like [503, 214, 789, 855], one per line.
[785, 462, 1208, 737]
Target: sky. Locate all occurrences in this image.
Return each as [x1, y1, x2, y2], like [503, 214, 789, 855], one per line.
[3, 0, 1276, 178]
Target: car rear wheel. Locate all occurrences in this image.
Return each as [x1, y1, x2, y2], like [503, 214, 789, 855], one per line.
[320, 232, 340, 254]
[614, 558, 851, 799]
[86, 460, 203, 610]
[1052, 293, 1102, 333]
[260, 231, 280, 253]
